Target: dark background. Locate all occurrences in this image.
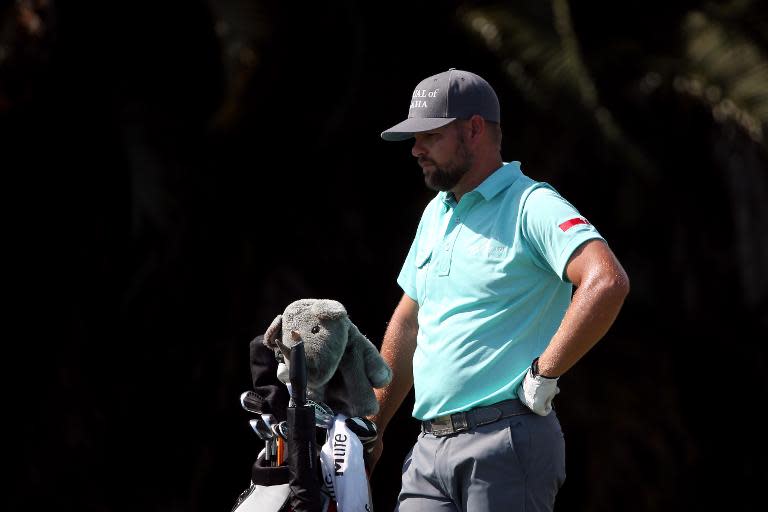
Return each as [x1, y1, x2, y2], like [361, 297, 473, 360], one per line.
[4, 1, 767, 510]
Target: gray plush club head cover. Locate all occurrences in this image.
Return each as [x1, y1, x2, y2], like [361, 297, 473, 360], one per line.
[263, 299, 392, 418]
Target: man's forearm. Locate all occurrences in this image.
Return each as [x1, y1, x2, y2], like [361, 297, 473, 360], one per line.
[538, 241, 630, 377]
[370, 294, 419, 432]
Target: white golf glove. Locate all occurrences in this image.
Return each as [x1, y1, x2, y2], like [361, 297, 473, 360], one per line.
[517, 358, 560, 416]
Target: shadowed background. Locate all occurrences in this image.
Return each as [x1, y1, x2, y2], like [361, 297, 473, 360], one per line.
[4, 1, 767, 511]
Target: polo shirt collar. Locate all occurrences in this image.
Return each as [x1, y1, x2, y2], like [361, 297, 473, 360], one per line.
[439, 161, 522, 210]
[440, 191, 457, 210]
[473, 161, 522, 201]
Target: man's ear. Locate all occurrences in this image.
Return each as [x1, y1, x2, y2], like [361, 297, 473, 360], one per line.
[469, 114, 485, 143]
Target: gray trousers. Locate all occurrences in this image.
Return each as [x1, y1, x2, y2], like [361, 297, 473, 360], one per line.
[396, 411, 566, 512]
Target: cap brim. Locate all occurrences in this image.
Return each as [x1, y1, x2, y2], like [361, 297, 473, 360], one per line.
[380, 117, 456, 141]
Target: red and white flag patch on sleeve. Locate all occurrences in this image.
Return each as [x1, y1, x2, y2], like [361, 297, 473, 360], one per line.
[558, 217, 590, 232]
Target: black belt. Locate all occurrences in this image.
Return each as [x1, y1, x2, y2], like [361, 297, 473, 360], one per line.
[421, 399, 532, 437]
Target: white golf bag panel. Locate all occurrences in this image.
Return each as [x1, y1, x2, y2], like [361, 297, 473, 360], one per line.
[230, 482, 291, 512]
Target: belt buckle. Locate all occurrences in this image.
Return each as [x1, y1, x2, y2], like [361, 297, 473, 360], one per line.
[429, 414, 453, 436]
[429, 412, 469, 436]
[450, 412, 469, 433]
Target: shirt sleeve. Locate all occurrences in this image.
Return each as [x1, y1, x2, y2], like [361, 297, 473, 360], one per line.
[521, 185, 605, 281]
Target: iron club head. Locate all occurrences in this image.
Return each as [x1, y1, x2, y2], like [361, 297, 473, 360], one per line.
[272, 421, 289, 440]
[306, 399, 335, 428]
[240, 390, 268, 415]
[249, 418, 273, 441]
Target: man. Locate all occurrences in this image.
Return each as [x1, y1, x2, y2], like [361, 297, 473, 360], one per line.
[369, 68, 629, 511]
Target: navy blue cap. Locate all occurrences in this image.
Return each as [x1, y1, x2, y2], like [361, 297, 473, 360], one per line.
[381, 68, 500, 141]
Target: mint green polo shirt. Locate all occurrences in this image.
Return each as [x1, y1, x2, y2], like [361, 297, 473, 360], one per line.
[397, 161, 605, 420]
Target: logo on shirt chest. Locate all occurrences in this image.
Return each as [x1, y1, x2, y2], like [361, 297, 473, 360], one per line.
[466, 240, 507, 259]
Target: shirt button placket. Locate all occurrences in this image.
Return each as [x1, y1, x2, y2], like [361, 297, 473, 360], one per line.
[438, 219, 458, 275]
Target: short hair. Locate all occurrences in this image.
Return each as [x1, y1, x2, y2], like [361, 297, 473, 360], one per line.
[454, 118, 502, 150]
[485, 121, 502, 149]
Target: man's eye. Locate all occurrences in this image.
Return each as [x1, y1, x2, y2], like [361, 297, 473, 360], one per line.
[311, 325, 320, 334]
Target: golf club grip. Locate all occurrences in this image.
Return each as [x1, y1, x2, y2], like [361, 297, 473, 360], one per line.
[289, 341, 307, 407]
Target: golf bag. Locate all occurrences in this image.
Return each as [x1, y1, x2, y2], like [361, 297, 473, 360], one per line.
[230, 336, 376, 512]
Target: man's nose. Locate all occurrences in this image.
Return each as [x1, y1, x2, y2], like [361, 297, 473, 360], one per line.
[412, 138, 425, 158]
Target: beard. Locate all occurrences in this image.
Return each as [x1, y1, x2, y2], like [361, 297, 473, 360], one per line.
[418, 135, 474, 192]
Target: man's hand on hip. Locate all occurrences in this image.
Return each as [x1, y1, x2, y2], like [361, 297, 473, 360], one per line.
[517, 358, 560, 416]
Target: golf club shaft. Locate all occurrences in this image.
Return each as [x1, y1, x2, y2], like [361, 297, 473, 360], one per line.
[289, 340, 307, 407]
